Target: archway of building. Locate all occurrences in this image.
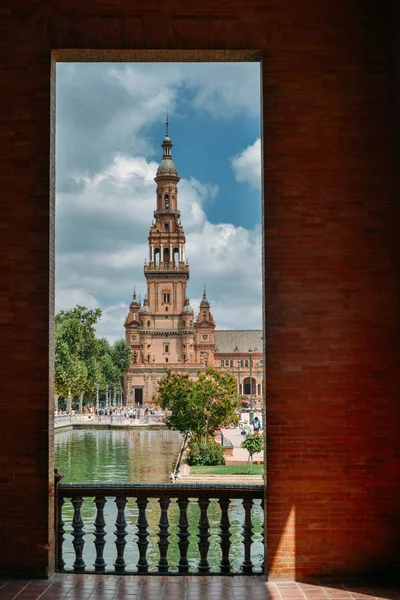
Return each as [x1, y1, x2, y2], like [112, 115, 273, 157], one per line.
[242, 377, 257, 395]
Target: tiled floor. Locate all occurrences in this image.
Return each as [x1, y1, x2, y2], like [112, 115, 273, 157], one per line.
[0, 576, 398, 600]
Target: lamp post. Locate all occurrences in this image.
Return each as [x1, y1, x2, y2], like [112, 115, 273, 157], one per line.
[248, 347, 254, 424]
[119, 382, 123, 407]
[95, 383, 99, 411]
[237, 359, 241, 401]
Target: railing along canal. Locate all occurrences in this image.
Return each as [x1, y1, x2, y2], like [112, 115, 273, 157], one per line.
[56, 481, 264, 576]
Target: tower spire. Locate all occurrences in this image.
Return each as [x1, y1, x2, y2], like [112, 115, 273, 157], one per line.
[166, 111, 169, 137]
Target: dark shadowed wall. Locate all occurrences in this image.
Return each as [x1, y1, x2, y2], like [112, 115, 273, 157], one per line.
[0, 0, 399, 579]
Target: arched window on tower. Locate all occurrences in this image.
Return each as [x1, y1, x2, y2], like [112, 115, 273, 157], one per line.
[154, 248, 160, 268]
[164, 194, 169, 210]
[163, 247, 170, 265]
[203, 311, 207, 319]
[173, 248, 179, 268]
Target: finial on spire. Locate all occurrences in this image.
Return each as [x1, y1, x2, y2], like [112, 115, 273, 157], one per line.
[166, 110, 169, 137]
[133, 286, 137, 300]
[203, 285, 206, 296]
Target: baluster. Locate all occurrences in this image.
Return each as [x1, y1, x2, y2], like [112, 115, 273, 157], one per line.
[157, 497, 171, 573]
[71, 497, 86, 572]
[114, 497, 127, 573]
[261, 498, 265, 573]
[241, 498, 254, 574]
[197, 497, 211, 573]
[177, 496, 190, 574]
[93, 496, 107, 572]
[57, 496, 65, 571]
[218, 497, 231, 574]
[136, 497, 149, 573]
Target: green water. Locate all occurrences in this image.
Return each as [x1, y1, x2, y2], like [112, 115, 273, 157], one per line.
[55, 428, 263, 573]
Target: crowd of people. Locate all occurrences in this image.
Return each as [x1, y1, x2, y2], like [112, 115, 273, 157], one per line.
[57, 405, 162, 420]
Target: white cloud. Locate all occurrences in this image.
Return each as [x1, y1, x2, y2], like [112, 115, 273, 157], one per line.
[96, 303, 130, 342]
[111, 62, 260, 122]
[56, 289, 99, 312]
[231, 138, 261, 189]
[56, 153, 262, 342]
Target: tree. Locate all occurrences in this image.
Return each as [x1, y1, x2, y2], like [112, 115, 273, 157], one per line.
[111, 338, 131, 387]
[241, 433, 264, 473]
[96, 337, 130, 399]
[54, 306, 131, 411]
[155, 367, 239, 442]
[55, 306, 102, 410]
[55, 320, 88, 410]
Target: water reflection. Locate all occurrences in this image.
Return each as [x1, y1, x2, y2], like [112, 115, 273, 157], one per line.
[55, 429, 263, 572]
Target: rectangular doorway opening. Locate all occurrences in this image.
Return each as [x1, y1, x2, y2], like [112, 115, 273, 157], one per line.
[51, 51, 265, 578]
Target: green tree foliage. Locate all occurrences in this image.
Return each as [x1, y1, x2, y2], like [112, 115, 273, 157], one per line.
[111, 338, 131, 385]
[155, 367, 239, 442]
[186, 439, 225, 466]
[54, 324, 87, 397]
[54, 305, 131, 406]
[241, 433, 264, 473]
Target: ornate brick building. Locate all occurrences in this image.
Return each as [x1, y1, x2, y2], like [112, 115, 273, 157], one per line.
[124, 123, 263, 407]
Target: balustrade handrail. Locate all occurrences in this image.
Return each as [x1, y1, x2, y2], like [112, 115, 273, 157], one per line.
[56, 480, 265, 576]
[59, 482, 264, 498]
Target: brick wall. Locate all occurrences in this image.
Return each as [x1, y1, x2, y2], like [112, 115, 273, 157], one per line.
[0, 0, 399, 579]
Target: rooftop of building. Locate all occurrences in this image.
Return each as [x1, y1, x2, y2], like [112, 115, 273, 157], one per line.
[214, 330, 263, 354]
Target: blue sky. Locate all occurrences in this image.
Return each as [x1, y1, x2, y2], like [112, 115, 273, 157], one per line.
[56, 62, 262, 341]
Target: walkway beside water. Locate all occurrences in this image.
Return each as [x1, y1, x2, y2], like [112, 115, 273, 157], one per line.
[179, 472, 263, 483]
[221, 428, 264, 465]
[55, 414, 166, 431]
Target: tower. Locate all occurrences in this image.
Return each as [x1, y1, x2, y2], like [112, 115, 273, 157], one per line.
[144, 117, 189, 325]
[124, 120, 198, 405]
[194, 287, 216, 366]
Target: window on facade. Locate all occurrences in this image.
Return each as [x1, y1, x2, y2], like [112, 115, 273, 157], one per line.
[230, 360, 233, 367]
[221, 360, 224, 367]
[165, 223, 169, 232]
[165, 195, 169, 209]
[165, 357, 168, 363]
[245, 360, 249, 367]
[165, 344, 169, 353]
[203, 311, 206, 318]
[163, 293, 170, 303]
[147, 320, 150, 327]
[225, 360, 229, 367]
[133, 312, 136, 320]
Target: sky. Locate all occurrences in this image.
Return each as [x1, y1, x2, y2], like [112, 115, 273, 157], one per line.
[56, 62, 262, 342]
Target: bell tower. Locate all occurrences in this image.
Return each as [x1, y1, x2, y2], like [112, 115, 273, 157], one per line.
[144, 118, 190, 325]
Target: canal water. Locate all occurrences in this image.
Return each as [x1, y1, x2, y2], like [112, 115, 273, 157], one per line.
[55, 428, 263, 573]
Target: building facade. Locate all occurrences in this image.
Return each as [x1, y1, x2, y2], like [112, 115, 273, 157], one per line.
[124, 124, 263, 407]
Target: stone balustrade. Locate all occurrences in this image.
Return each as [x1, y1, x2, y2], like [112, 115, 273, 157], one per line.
[56, 481, 264, 576]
